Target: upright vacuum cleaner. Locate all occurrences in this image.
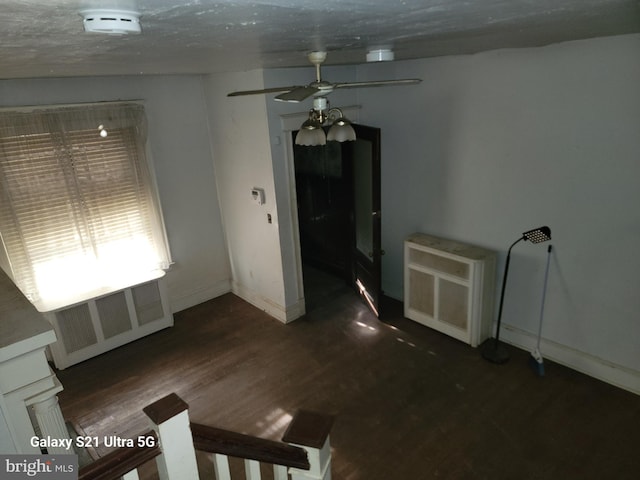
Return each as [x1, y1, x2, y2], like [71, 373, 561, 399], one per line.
[530, 244, 552, 376]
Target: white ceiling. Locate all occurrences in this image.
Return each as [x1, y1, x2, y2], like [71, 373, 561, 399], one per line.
[1, 0, 639, 80]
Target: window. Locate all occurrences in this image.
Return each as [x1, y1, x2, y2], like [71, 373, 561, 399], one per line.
[0, 102, 171, 312]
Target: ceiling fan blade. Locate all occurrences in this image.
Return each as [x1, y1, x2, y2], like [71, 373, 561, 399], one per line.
[227, 86, 301, 97]
[334, 78, 422, 89]
[274, 86, 319, 103]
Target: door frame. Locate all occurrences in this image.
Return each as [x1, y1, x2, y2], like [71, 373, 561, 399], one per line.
[280, 105, 361, 317]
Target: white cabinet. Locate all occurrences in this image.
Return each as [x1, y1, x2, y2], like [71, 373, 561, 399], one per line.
[404, 233, 497, 347]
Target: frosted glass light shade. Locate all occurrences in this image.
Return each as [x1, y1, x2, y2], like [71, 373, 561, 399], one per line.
[295, 109, 356, 145]
[327, 118, 356, 142]
[295, 126, 326, 146]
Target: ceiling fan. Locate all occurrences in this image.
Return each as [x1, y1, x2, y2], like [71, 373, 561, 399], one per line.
[227, 51, 422, 103]
[228, 51, 421, 145]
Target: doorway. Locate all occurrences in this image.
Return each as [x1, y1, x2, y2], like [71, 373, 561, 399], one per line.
[292, 124, 382, 315]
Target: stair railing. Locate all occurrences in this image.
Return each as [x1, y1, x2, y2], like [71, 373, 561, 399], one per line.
[78, 392, 333, 480]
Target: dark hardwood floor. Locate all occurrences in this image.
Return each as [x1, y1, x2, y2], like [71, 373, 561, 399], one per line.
[57, 286, 640, 480]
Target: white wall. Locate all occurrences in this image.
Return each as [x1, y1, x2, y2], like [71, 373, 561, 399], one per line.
[0, 75, 231, 312]
[202, 70, 292, 321]
[354, 34, 640, 392]
[197, 34, 639, 392]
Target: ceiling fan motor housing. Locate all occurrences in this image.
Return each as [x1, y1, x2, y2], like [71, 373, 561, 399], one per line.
[312, 97, 328, 111]
[308, 51, 328, 65]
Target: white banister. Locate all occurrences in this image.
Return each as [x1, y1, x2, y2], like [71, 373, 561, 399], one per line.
[143, 393, 200, 480]
[287, 438, 332, 480]
[282, 410, 334, 480]
[244, 458, 261, 479]
[122, 470, 140, 480]
[191, 419, 312, 478]
[77, 430, 160, 480]
[79, 393, 333, 480]
[273, 464, 288, 480]
[213, 453, 232, 480]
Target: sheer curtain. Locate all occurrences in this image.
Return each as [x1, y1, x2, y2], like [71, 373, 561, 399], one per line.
[0, 102, 171, 312]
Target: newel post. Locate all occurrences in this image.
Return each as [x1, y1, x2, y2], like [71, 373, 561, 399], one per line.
[143, 393, 200, 480]
[31, 392, 73, 454]
[282, 410, 334, 480]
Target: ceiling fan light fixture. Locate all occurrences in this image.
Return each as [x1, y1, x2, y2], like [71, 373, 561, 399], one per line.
[295, 128, 326, 146]
[81, 9, 142, 35]
[327, 116, 356, 142]
[295, 114, 326, 146]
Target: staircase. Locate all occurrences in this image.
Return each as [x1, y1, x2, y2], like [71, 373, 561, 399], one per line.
[78, 393, 333, 480]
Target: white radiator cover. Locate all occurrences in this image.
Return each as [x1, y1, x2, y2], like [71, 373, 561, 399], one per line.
[404, 233, 497, 347]
[43, 278, 173, 369]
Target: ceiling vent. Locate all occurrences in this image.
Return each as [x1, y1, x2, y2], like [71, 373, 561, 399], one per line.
[81, 9, 141, 35]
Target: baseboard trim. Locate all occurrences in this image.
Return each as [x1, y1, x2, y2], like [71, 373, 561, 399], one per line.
[170, 279, 232, 313]
[501, 324, 640, 395]
[284, 298, 306, 323]
[232, 282, 305, 324]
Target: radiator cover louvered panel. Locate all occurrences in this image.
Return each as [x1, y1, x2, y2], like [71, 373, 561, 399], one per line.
[43, 278, 173, 369]
[438, 279, 469, 330]
[56, 303, 97, 353]
[132, 281, 164, 325]
[408, 269, 434, 317]
[96, 291, 132, 339]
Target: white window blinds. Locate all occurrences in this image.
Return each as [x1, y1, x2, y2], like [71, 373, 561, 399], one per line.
[0, 102, 171, 312]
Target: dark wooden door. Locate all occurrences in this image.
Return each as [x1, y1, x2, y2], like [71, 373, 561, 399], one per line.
[293, 124, 382, 316]
[347, 124, 382, 316]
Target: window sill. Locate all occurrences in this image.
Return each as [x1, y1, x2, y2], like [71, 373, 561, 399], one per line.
[33, 269, 167, 313]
